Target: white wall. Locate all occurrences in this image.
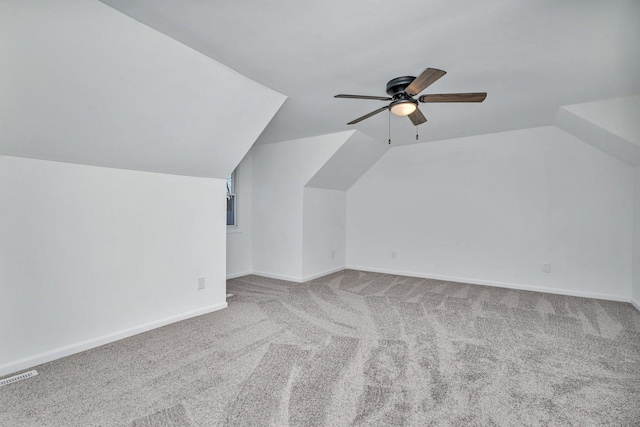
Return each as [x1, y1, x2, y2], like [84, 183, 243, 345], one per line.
[251, 133, 350, 280]
[0, 155, 227, 376]
[347, 126, 634, 300]
[302, 188, 346, 280]
[226, 152, 253, 278]
[633, 167, 640, 309]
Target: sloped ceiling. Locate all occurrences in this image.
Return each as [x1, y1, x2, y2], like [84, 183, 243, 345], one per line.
[0, 0, 286, 178]
[563, 96, 640, 147]
[555, 96, 640, 167]
[306, 131, 389, 191]
[101, 0, 640, 146]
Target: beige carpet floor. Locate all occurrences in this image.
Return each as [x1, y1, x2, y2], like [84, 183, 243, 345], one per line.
[1, 270, 639, 426]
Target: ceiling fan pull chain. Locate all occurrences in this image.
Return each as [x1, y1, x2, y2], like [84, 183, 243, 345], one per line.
[388, 109, 391, 144]
[416, 125, 419, 140]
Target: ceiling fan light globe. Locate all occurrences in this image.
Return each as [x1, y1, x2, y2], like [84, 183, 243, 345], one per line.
[390, 100, 417, 116]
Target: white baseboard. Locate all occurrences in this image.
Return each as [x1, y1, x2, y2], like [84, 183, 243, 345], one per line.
[632, 298, 640, 312]
[235, 267, 346, 284]
[250, 270, 305, 283]
[301, 266, 346, 283]
[346, 265, 630, 303]
[226, 271, 252, 280]
[0, 302, 227, 378]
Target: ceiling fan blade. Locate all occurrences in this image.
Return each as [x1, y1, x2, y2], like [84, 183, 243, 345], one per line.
[347, 106, 389, 125]
[404, 68, 446, 96]
[407, 107, 427, 126]
[335, 94, 392, 101]
[419, 92, 487, 103]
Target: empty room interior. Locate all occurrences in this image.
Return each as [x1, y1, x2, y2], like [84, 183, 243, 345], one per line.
[2, 1, 640, 425]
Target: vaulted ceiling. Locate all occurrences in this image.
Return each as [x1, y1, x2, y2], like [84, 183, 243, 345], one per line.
[2, 1, 639, 179]
[1, 0, 285, 178]
[101, 0, 640, 146]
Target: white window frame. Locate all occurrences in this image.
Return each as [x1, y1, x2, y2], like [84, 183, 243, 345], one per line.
[226, 169, 238, 229]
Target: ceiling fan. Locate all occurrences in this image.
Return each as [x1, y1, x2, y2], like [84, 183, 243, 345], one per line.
[335, 68, 486, 126]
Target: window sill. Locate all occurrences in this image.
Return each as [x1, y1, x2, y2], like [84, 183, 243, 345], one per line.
[227, 227, 243, 234]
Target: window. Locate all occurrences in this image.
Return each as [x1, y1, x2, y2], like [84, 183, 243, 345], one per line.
[226, 170, 237, 227]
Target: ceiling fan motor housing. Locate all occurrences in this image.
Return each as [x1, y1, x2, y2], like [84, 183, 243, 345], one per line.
[386, 76, 416, 97]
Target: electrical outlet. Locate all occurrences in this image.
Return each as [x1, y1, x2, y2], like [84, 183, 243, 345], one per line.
[198, 277, 205, 290]
[331, 250, 335, 259]
[391, 251, 397, 259]
[543, 263, 551, 273]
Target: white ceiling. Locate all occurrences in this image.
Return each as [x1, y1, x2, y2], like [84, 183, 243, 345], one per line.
[555, 96, 640, 167]
[306, 131, 389, 191]
[0, 0, 285, 178]
[100, 0, 640, 146]
[563, 96, 640, 146]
